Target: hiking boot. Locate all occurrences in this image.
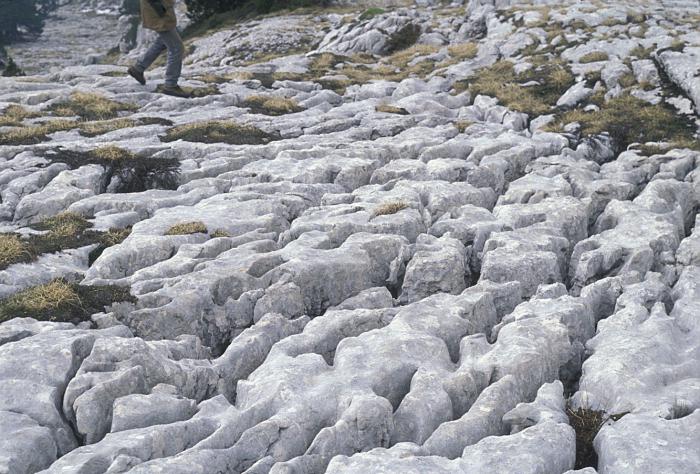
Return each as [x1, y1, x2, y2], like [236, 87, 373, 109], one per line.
[127, 66, 146, 85]
[157, 84, 191, 98]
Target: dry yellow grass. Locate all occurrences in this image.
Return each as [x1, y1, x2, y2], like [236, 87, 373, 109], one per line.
[50, 92, 138, 121]
[162, 120, 277, 145]
[579, 51, 609, 63]
[448, 42, 478, 60]
[0, 105, 36, 127]
[6, 280, 82, 313]
[455, 120, 474, 133]
[0, 119, 78, 145]
[165, 221, 208, 235]
[244, 95, 303, 115]
[79, 118, 135, 137]
[99, 228, 131, 247]
[374, 201, 408, 216]
[0, 234, 31, 268]
[386, 44, 440, 69]
[375, 104, 409, 115]
[91, 146, 136, 162]
[39, 212, 91, 238]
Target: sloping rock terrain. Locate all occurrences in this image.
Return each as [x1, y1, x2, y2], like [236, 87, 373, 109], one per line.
[1, 0, 699, 473]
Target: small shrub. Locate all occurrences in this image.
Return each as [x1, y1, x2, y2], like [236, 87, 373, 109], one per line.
[161, 120, 280, 145]
[375, 104, 409, 115]
[567, 406, 606, 469]
[243, 94, 304, 115]
[44, 147, 180, 193]
[374, 201, 408, 216]
[579, 51, 609, 63]
[48, 92, 138, 121]
[165, 221, 208, 235]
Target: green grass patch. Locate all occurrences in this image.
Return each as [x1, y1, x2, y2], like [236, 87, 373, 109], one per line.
[359, 7, 385, 20]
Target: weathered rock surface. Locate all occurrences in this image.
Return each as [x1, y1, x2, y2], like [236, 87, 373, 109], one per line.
[1, 0, 699, 473]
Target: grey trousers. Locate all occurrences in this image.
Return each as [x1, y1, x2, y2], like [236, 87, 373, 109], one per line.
[136, 29, 184, 87]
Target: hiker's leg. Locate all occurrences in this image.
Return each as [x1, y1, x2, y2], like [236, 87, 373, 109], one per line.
[135, 34, 166, 72]
[160, 29, 184, 87]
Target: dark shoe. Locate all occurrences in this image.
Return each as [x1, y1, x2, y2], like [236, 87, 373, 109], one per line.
[127, 66, 146, 85]
[157, 84, 191, 98]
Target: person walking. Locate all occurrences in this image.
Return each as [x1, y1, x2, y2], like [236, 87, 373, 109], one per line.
[128, 0, 190, 97]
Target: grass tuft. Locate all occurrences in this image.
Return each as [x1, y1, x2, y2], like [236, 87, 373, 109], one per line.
[165, 221, 208, 235]
[210, 229, 231, 238]
[448, 42, 478, 60]
[161, 120, 280, 145]
[243, 94, 304, 115]
[374, 201, 408, 216]
[48, 92, 138, 121]
[0, 119, 78, 146]
[579, 51, 609, 63]
[547, 93, 697, 153]
[376, 104, 409, 115]
[0, 234, 33, 268]
[460, 59, 574, 116]
[0, 279, 135, 324]
[0, 105, 36, 127]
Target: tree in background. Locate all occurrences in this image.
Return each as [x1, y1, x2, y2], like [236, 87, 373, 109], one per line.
[0, 0, 59, 44]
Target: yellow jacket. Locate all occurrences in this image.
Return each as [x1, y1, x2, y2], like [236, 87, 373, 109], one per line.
[140, 0, 177, 32]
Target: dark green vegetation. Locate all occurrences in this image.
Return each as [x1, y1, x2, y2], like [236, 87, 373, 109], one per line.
[548, 93, 699, 153]
[0, 279, 135, 324]
[0, 0, 58, 44]
[44, 146, 180, 193]
[161, 120, 281, 145]
[567, 406, 631, 470]
[0, 212, 131, 271]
